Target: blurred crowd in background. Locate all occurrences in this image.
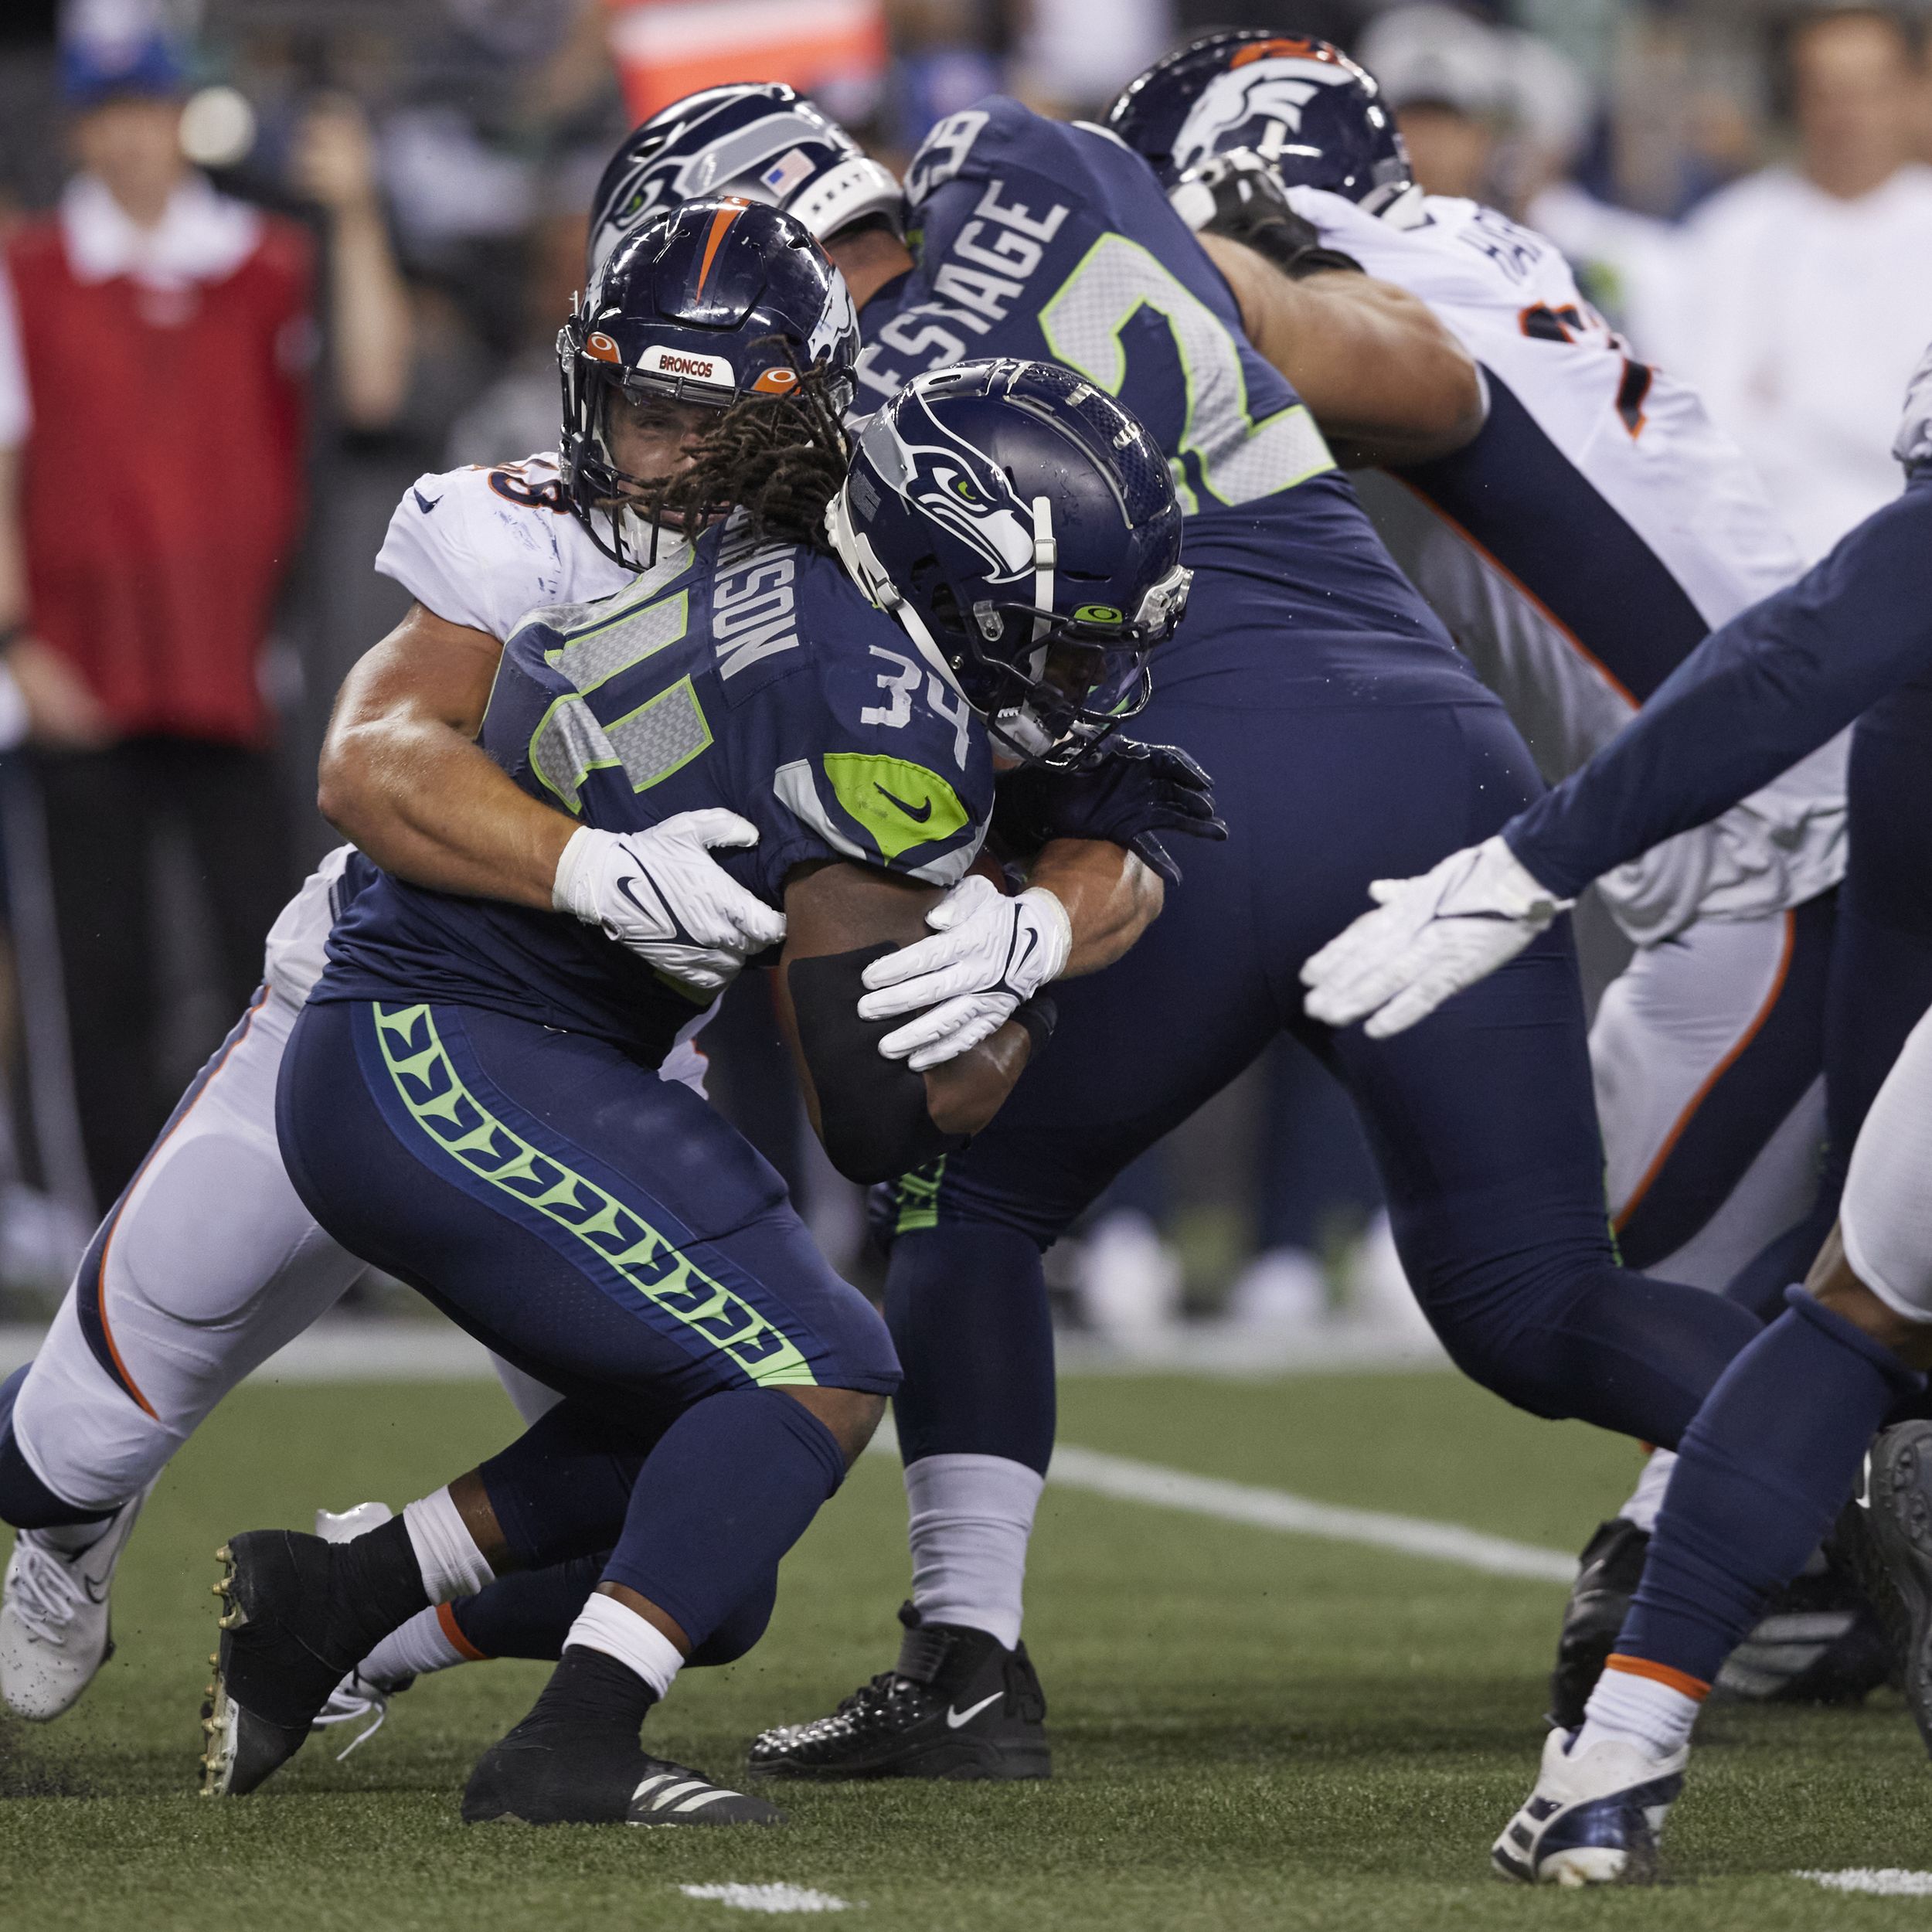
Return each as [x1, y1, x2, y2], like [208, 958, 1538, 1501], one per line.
[0, 0, 1927, 1344]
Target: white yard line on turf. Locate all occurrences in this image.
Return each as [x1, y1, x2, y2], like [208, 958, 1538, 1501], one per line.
[679, 1883, 854, 1913]
[1795, 1871, 1932, 1897]
[867, 1418, 1577, 1584]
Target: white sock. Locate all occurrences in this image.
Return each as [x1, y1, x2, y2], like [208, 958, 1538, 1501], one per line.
[1618, 1450, 1677, 1536]
[904, 1452, 1045, 1651]
[402, 1488, 495, 1604]
[358, 1604, 474, 1684]
[566, 1590, 684, 1700]
[1574, 1661, 1703, 1760]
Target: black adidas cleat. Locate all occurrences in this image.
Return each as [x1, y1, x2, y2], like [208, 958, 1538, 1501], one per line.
[201, 1526, 420, 1797]
[1843, 1421, 1932, 1757]
[1548, 1519, 1649, 1730]
[1714, 1542, 1892, 1706]
[747, 1601, 1049, 1782]
[464, 1718, 783, 1827]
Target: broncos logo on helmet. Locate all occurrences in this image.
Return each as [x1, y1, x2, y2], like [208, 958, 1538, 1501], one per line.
[1110, 31, 1420, 223]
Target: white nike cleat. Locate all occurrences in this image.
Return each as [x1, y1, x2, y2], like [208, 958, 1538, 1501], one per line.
[0, 1485, 154, 1720]
[1492, 1726, 1685, 1886]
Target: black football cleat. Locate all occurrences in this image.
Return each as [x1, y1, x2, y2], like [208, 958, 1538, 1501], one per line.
[747, 1601, 1049, 1781]
[201, 1526, 420, 1797]
[464, 1716, 783, 1827]
[1841, 1422, 1932, 1757]
[1548, 1519, 1650, 1730]
[1714, 1541, 1893, 1706]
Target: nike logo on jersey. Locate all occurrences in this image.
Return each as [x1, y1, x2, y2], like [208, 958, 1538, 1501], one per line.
[874, 782, 934, 824]
[413, 488, 442, 515]
[946, 1692, 1004, 1728]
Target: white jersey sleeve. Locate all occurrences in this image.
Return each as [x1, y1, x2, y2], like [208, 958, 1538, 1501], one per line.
[374, 452, 634, 640]
[1291, 187, 1844, 941]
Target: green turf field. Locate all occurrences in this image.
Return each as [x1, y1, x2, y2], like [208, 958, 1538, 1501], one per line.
[2, 1368, 1928, 1930]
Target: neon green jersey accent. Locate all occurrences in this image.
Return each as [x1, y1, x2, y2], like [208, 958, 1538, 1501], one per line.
[371, 1002, 817, 1387]
[821, 753, 970, 863]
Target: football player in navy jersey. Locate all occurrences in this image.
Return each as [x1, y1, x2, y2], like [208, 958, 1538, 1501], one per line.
[196, 199, 1209, 1828]
[1304, 353, 1932, 1882]
[566, 86, 1770, 1787]
[1111, 29, 1875, 1725]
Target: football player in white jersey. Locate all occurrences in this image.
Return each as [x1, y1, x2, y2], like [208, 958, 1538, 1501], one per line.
[1108, 32, 1860, 1717]
[0, 428, 791, 1723]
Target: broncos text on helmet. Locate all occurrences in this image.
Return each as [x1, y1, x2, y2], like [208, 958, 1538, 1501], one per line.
[1108, 32, 1421, 226]
[558, 196, 859, 572]
[828, 358, 1192, 767]
[587, 83, 904, 280]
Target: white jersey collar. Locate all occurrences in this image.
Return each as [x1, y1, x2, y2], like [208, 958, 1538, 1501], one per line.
[61, 171, 262, 291]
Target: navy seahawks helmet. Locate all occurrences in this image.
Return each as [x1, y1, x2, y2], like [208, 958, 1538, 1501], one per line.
[560, 196, 859, 570]
[828, 360, 1191, 766]
[587, 83, 903, 280]
[1107, 32, 1418, 221]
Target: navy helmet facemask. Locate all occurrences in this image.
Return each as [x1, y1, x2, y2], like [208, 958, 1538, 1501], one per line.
[827, 359, 1192, 767]
[560, 196, 859, 570]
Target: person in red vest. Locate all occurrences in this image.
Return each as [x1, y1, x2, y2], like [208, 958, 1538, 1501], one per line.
[0, 15, 410, 1208]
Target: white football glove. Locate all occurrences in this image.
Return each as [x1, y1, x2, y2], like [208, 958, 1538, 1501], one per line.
[552, 811, 787, 995]
[1300, 835, 1573, 1039]
[857, 876, 1073, 1071]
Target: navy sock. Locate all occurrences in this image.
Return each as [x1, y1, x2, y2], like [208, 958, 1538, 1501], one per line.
[1618, 1288, 1924, 1686]
[598, 1389, 845, 1651]
[0, 1366, 114, 1532]
[453, 1554, 605, 1660]
[451, 1556, 774, 1668]
[886, 1223, 1056, 1474]
[477, 1400, 663, 1566]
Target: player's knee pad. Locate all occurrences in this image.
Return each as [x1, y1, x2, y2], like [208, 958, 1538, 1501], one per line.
[0, 1368, 115, 1530]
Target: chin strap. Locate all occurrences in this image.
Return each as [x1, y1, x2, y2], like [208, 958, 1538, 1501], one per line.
[1029, 494, 1057, 655]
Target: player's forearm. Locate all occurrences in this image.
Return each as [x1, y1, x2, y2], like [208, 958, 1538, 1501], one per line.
[1506, 478, 1932, 898]
[1026, 838, 1162, 978]
[318, 719, 573, 910]
[921, 1017, 1035, 1135]
[1202, 235, 1482, 466]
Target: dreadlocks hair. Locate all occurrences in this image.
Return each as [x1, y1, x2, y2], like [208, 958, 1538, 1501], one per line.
[643, 352, 851, 552]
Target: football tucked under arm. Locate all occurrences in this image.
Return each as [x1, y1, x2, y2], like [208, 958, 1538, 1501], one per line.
[775, 860, 1049, 1184]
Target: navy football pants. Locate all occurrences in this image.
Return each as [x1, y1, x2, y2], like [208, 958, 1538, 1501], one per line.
[888, 694, 1760, 1470]
[277, 998, 897, 1647]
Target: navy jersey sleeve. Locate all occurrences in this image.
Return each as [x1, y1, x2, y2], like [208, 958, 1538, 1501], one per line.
[723, 569, 997, 905]
[1505, 475, 1932, 896]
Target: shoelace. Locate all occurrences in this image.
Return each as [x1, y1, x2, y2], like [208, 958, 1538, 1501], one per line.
[310, 1673, 391, 1760]
[6, 1536, 88, 1648]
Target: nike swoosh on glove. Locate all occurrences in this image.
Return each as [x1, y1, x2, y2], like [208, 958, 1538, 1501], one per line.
[856, 877, 1073, 1071]
[1299, 835, 1573, 1038]
[552, 811, 787, 995]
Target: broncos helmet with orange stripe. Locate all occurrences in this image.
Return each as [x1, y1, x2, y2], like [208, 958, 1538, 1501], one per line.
[1107, 32, 1420, 223]
[559, 196, 859, 570]
[587, 82, 903, 280]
